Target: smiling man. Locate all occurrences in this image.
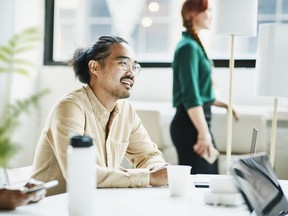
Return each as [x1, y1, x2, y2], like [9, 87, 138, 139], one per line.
[31, 36, 168, 196]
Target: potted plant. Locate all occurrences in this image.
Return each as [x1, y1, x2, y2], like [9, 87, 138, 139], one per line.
[0, 27, 49, 187]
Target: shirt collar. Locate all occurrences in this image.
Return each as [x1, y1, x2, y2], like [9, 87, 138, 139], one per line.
[84, 84, 120, 116]
[182, 31, 195, 40]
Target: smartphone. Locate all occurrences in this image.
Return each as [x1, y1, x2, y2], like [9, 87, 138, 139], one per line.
[202, 146, 219, 164]
[24, 180, 59, 193]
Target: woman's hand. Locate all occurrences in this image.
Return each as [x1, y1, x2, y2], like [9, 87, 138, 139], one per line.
[186, 106, 215, 158]
[193, 135, 213, 157]
[213, 100, 239, 121]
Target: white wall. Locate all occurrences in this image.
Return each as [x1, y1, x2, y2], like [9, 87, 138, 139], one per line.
[38, 65, 286, 127]
[0, 0, 15, 116]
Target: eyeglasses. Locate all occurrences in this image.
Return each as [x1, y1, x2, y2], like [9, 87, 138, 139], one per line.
[120, 58, 141, 76]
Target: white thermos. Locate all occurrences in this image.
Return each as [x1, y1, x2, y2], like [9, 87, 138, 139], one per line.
[67, 135, 96, 216]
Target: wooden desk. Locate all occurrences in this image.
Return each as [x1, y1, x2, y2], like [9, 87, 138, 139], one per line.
[0, 176, 250, 216]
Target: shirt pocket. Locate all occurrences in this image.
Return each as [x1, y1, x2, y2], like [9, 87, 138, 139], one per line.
[110, 139, 129, 166]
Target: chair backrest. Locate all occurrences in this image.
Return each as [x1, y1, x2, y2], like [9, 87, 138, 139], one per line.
[211, 114, 268, 154]
[136, 110, 165, 150]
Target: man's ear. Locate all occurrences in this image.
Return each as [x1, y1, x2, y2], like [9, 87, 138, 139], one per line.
[88, 60, 99, 76]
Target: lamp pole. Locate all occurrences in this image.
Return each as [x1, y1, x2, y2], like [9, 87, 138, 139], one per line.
[226, 34, 235, 173]
[270, 97, 278, 167]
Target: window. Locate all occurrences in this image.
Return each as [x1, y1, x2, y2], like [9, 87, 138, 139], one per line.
[44, 0, 288, 67]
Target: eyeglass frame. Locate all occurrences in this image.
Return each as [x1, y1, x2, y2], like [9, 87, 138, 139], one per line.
[92, 56, 142, 76]
[119, 57, 141, 76]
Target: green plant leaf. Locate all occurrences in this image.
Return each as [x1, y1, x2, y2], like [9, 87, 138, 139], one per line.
[0, 51, 10, 62]
[8, 39, 15, 48]
[15, 45, 36, 54]
[21, 27, 40, 35]
[0, 137, 19, 167]
[0, 26, 45, 167]
[13, 28, 41, 45]
[14, 68, 31, 76]
[0, 119, 18, 138]
[0, 45, 13, 56]
[19, 36, 42, 44]
[0, 89, 49, 166]
[0, 46, 12, 62]
[14, 58, 36, 68]
[0, 67, 7, 73]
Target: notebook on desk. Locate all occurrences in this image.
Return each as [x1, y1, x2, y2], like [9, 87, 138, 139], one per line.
[230, 152, 288, 216]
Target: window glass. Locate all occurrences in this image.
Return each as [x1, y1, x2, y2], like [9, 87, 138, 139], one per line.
[283, 1, 288, 13]
[47, 0, 288, 65]
[90, 0, 110, 17]
[258, 0, 276, 14]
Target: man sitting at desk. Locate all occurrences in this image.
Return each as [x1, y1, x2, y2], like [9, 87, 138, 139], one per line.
[31, 35, 168, 196]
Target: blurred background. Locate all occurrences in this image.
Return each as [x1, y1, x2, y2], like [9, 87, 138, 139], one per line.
[0, 0, 287, 178]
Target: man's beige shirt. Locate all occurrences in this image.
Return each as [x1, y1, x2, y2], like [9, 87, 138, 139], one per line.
[31, 85, 166, 196]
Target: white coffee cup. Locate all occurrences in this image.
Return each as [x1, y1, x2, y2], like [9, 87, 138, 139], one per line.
[167, 165, 192, 196]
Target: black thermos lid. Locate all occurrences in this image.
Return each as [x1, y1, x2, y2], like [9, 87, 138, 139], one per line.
[70, 135, 93, 148]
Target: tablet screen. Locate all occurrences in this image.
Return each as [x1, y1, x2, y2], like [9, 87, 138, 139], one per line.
[230, 153, 288, 216]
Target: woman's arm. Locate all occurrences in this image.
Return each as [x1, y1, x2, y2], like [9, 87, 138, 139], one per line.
[187, 106, 213, 157]
[213, 100, 239, 121]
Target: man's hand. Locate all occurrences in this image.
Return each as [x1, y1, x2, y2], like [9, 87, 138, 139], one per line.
[149, 166, 168, 186]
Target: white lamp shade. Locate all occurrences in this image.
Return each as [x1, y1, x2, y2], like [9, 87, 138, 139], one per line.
[212, 0, 258, 36]
[256, 24, 288, 98]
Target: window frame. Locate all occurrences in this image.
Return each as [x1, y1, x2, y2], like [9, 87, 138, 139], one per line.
[43, 0, 255, 68]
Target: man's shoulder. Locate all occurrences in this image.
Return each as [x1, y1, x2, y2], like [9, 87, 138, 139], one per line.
[64, 86, 86, 99]
[58, 86, 85, 101]
[53, 86, 87, 111]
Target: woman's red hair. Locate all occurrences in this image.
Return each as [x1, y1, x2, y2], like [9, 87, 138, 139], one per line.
[181, 0, 208, 29]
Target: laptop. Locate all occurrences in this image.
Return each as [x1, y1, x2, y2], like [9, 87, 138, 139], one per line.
[230, 152, 288, 216]
[250, 127, 258, 154]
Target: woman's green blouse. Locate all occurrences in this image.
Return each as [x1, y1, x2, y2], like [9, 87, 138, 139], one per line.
[172, 31, 215, 109]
